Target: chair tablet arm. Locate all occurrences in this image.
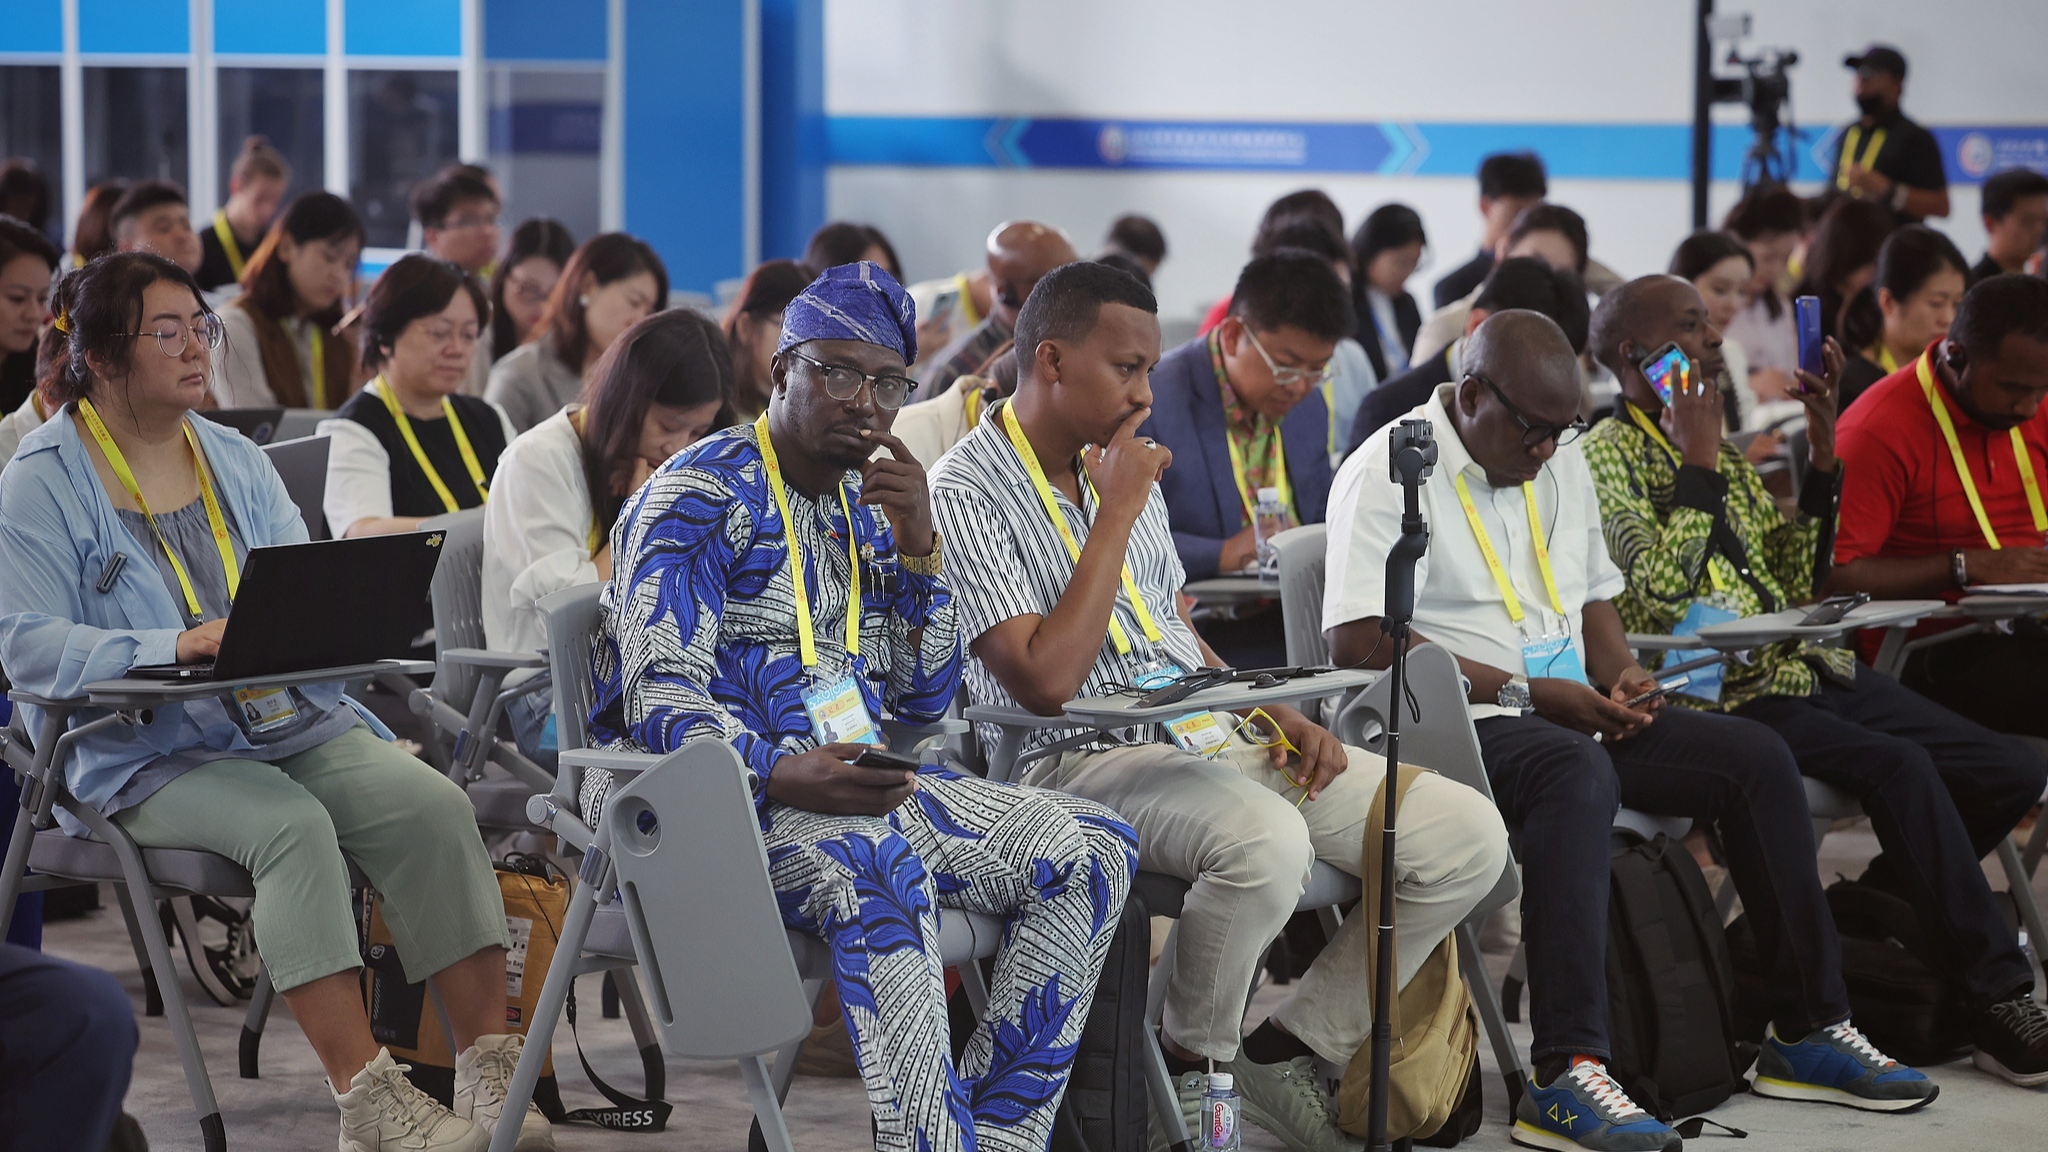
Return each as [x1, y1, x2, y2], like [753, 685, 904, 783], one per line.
[961, 705, 1072, 730]
[4, 691, 87, 710]
[439, 648, 548, 670]
[557, 748, 665, 774]
[881, 717, 968, 739]
[1626, 633, 1703, 652]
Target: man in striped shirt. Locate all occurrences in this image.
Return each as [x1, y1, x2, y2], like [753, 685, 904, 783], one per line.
[931, 261, 1509, 1151]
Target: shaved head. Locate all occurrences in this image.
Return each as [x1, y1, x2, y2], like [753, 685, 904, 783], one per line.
[987, 220, 1079, 323]
[1588, 275, 1694, 379]
[1465, 308, 1581, 408]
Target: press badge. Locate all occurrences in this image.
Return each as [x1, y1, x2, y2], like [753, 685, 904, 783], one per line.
[1522, 633, 1587, 685]
[538, 714, 559, 752]
[1133, 659, 1230, 754]
[1665, 601, 1739, 703]
[803, 676, 881, 746]
[233, 686, 299, 734]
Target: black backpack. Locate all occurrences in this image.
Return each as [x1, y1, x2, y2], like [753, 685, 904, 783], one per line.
[1603, 832, 1754, 1119]
[1727, 877, 1974, 1067]
[1050, 890, 1150, 1152]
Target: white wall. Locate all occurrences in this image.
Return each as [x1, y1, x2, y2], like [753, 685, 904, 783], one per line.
[822, 0, 2043, 320]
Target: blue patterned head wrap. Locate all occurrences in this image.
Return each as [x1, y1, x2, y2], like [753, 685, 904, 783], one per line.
[776, 260, 918, 365]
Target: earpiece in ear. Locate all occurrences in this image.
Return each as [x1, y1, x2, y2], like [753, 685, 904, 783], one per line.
[578, 295, 592, 308]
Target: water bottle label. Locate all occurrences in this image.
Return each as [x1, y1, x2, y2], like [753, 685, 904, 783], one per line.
[1209, 1100, 1236, 1147]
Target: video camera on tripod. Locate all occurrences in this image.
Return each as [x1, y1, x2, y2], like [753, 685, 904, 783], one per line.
[1708, 15, 1802, 189]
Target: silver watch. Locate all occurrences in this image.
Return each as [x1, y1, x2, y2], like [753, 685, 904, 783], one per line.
[1496, 674, 1533, 714]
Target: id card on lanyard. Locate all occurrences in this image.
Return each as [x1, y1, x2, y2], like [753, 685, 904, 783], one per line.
[1451, 471, 1586, 685]
[1919, 351, 2048, 550]
[1131, 658, 1232, 754]
[755, 414, 881, 746]
[81, 400, 300, 731]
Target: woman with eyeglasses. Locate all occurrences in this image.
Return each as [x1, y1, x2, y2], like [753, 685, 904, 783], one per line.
[485, 232, 667, 434]
[320, 254, 515, 539]
[489, 217, 574, 364]
[211, 192, 364, 410]
[482, 309, 735, 760]
[0, 251, 544, 1149]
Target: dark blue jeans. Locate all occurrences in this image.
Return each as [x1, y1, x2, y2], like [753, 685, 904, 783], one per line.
[0, 943, 136, 1151]
[1735, 663, 2042, 1010]
[1476, 706, 1849, 1062]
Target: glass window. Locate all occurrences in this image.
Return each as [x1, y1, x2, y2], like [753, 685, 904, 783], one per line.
[348, 69, 459, 249]
[486, 67, 603, 243]
[0, 66, 63, 240]
[84, 67, 189, 189]
[217, 68, 325, 201]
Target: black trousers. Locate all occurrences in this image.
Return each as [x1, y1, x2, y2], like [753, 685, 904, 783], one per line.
[1476, 707, 1849, 1062]
[1734, 663, 2042, 1009]
[1900, 626, 2048, 739]
[0, 943, 136, 1152]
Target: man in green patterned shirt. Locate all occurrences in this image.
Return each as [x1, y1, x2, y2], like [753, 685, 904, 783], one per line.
[1584, 275, 2048, 1088]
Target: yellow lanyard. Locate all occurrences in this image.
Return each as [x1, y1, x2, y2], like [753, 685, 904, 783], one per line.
[1624, 402, 1728, 592]
[955, 271, 980, 327]
[1918, 352, 2048, 549]
[79, 400, 240, 622]
[1320, 377, 1337, 461]
[308, 326, 326, 409]
[999, 401, 1164, 656]
[1868, 342, 1899, 375]
[1835, 125, 1887, 191]
[754, 413, 861, 667]
[962, 384, 983, 432]
[1223, 417, 1293, 525]
[211, 210, 246, 282]
[1451, 472, 1565, 627]
[567, 409, 603, 555]
[372, 375, 489, 513]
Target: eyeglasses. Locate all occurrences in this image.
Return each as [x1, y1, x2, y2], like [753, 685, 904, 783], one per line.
[785, 348, 917, 411]
[440, 214, 501, 233]
[414, 321, 481, 348]
[1469, 372, 1588, 449]
[118, 314, 226, 358]
[1241, 326, 1333, 390]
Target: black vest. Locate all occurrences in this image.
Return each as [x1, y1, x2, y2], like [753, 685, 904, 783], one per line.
[336, 389, 509, 518]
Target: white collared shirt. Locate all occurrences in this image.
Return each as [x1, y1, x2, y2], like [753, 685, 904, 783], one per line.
[1324, 383, 1623, 708]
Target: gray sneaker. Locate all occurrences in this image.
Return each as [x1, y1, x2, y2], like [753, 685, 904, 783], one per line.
[1222, 1054, 1364, 1152]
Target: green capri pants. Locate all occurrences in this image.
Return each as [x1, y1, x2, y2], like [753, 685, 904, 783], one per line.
[113, 725, 508, 993]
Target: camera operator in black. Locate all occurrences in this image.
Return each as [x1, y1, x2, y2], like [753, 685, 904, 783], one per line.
[1830, 45, 1949, 223]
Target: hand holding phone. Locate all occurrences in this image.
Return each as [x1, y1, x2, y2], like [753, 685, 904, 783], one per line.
[1638, 341, 1691, 406]
[852, 747, 921, 772]
[1795, 295, 1824, 380]
[1624, 675, 1691, 709]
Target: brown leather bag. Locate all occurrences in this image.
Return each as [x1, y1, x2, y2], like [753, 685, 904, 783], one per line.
[1334, 765, 1480, 1141]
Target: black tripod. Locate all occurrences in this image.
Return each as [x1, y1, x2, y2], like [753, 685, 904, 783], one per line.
[1365, 418, 1438, 1151]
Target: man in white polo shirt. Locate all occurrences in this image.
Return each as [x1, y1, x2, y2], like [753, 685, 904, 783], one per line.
[932, 262, 1509, 1152]
[1324, 310, 1934, 1152]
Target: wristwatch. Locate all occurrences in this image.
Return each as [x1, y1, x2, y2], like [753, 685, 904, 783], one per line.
[1952, 549, 1970, 589]
[1496, 674, 1533, 714]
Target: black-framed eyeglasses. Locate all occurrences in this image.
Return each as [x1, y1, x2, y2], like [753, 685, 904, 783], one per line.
[784, 348, 917, 411]
[1468, 372, 1588, 449]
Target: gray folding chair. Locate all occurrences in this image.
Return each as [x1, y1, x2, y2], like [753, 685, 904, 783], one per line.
[407, 508, 556, 832]
[273, 407, 332, 443]
[260, 433, 331, 541]
[488, 584, 999, 1152]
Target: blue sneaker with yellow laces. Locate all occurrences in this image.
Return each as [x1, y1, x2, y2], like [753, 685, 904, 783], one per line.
[1511, 1058, 1681, 1151]
[1752, 1020, 1938, 1112]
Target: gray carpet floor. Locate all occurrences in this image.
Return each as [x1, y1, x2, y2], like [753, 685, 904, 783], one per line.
[41, 821, 2048, 1151]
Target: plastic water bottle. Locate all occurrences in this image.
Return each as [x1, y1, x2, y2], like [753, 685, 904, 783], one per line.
[1253, 486, 1287, 583]
[1203, 1071, 1241, 1150]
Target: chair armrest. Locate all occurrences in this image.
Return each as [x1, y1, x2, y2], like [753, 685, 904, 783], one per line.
[558, 748, 664, 774]
[1626, 633, 1702, 652]
[961, 705, 1071, 730]
[882, 717, 968, 739]
[5, 691, 86, 710]
[439, 647, 548, 671]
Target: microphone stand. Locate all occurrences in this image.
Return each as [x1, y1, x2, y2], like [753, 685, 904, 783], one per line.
[1366, 418, 1437, 1152]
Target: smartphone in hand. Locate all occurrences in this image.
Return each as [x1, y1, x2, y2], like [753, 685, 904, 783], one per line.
[852, 747, 921, 771]
[1794, 295, 1824, 381]
[1624, 675, 1691, 709]
[1638, 342, 1690, 405]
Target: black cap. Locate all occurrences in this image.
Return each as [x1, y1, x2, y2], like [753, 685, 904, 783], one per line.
[1844, 45, 1907, 79]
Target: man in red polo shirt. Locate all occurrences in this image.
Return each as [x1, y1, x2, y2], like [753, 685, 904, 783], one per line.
[1833, 275, 2048, 735]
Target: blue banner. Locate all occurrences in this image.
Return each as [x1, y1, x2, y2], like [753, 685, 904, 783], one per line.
[828, 116, 2047, 185]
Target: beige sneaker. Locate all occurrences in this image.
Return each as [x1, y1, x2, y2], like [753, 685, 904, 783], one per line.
[454, 1033, 555, 1152]
[1222, 1054, 1364, 1152]
[333, 1048, 487, 1152]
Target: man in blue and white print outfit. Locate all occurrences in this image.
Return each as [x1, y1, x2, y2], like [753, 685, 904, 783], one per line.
[585, 261, 1137, 1152]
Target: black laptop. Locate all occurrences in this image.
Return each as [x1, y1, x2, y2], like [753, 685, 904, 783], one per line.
[130, 531, 444, 681]
[202, 407, 288, 445]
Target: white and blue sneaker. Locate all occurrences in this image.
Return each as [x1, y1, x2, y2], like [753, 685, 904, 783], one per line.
[1511, 1059, 1681, 1152]
[1751, 1021, 1938, 1112]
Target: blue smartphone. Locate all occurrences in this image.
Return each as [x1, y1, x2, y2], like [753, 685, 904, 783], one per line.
[1795, 294, 1824, 379]
[1637, 341, 1689, 405]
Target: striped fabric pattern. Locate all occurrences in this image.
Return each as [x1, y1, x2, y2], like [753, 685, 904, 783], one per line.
[929, 405, 1207, 759]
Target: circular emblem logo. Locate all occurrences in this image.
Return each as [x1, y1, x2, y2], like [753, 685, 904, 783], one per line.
[1097, 124, 1128, 165]
[1958, 132, 1994, 178]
